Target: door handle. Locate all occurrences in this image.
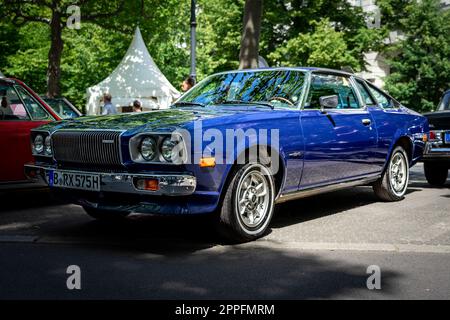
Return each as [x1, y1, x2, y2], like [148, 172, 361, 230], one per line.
[362, 118, 371, 126]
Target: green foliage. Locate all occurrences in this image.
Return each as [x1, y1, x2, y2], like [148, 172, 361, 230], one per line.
[268, 19, 360, 70]
[196, 0, 244, 76]
[0, 20, 20, 69]
[380, 0, 450, 112]
[60, 24, 130, 112]
[1, 0, 382, 111]
[261, 0, 384, 70]
[376, 0, 411, 30]
[3, 23, 49, 94]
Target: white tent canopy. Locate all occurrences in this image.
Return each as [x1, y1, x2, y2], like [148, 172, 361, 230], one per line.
[86, 27, 180, 115]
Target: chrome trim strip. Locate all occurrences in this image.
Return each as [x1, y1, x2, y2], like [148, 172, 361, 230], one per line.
[427, 148, 450, 152]
[275, 175, 380, 204]
[424, 141, 450, 155]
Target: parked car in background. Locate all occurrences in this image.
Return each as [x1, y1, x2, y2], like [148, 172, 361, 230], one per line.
[25, 68, 428, 242]
[422, 90, 450, 186]
[40, 96, 82, 119]
[0, 78, 77, 188]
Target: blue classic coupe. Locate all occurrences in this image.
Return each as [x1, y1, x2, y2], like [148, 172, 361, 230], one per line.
[25, 68, 428, 242]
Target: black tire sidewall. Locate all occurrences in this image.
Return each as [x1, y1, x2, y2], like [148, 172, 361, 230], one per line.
[424, 162, 448, 186]
[385, 146, 410, 199]
[220, 163, 275, 241]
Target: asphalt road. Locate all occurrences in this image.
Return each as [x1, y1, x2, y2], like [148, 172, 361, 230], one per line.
[0, 163, 449, 299]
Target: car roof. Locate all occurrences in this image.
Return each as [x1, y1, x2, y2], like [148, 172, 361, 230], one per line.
[0, 78, 17, 86]
[214, 67, 355, 77]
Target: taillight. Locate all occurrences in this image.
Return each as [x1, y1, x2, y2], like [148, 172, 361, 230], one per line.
[429, 131, 436, 140]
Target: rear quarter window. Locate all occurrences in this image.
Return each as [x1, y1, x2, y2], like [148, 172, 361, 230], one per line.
[367, 84, 395, 109]
[355, 79, 376, 106]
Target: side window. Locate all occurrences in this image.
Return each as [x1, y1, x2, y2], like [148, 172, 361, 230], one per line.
[306, 74, 361, 109]
[437, 92, 450, 111]
[367, 84, 394, 109]
[0, 85, 30, 121]
[355, 79, 376, 106]
[15, 86, 53, 120]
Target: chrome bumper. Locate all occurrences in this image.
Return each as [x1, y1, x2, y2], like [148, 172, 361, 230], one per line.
[24, 164, 196, 196]
[423, 142, 450, 160]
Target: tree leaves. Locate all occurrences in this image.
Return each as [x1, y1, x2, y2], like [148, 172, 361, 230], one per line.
[382, 0, 450, 112]
[3, 0, 444, 112]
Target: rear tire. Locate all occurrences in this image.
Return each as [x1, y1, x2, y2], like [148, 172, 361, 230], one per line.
[424, 162, 448, 186]
[216, 163, 275, 243]
[373, 146, 409, 201]
[83, 206, 130, 221]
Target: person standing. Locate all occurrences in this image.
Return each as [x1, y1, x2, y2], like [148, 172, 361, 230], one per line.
[181, 76, 195, 92]
[133, 100, 143, 112]
[102, 93, 118, 115]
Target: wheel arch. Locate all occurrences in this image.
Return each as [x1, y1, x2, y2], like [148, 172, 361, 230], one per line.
[219, 144, 287, 202]
[394, 136, 414, 164]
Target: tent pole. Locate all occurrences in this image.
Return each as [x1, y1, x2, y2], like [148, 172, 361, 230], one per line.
[190, 0, 197, 84]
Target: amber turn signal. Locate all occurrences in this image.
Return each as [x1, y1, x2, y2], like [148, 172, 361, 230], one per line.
[199, 157, 216, 168]
[136, 178, 159, 191]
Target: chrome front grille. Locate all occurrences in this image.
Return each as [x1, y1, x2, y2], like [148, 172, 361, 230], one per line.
[52, 131, 122, 166]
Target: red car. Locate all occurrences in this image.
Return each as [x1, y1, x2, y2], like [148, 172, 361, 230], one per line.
[0, 78, 77, 188]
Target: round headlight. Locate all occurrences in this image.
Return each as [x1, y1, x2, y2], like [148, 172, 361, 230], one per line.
[161, 137, 177, 162]
[44, 136, 52, 155]
[140, 137, 156, 161]
[34, 135, 44, 154]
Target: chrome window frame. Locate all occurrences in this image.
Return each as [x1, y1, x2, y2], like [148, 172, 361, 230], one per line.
[300, 71, 367, 112]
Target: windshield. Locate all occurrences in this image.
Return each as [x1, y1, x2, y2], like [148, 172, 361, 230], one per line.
[43, 98, 80, 119]
[177, 70, 306, 109]
[437, 92, 450, 111]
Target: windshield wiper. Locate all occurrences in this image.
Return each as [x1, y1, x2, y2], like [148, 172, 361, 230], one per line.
[172, 101, 206, 108]
[221, 100, 274, 110]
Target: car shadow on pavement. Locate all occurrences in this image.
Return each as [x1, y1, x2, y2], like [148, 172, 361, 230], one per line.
[0, 188, 67, 212]
[0, 187, 416, 299]
[272, 187, 376, 228]
[0, 183, 422, 252]
[17, 186, 393, 251]
[0, 241, 401, 299]
[271, 185, 423, 230]
[124, 246, 400, 299]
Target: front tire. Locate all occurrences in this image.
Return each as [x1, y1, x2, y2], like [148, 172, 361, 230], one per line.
[424, 162, 448, 186]
[216, 163, 275, 243]
[83, 206, 130, 221]
[373, 146, 409, 201]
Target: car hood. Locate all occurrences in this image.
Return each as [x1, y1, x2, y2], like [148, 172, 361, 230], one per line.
[37, 107, 247, 134]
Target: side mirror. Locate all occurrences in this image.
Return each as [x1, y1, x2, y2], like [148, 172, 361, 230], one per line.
[319, 95, 339, 111]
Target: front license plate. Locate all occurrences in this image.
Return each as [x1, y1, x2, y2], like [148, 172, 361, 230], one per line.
[48, 170, 100, 192]
[445, 132, 450, 144]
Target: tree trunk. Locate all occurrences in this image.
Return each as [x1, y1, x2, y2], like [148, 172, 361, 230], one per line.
[46, 10, 63, 97]
[239, 0, 263, 70]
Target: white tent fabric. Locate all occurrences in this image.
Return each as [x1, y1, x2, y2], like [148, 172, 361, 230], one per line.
[86, 27, 180, 115]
